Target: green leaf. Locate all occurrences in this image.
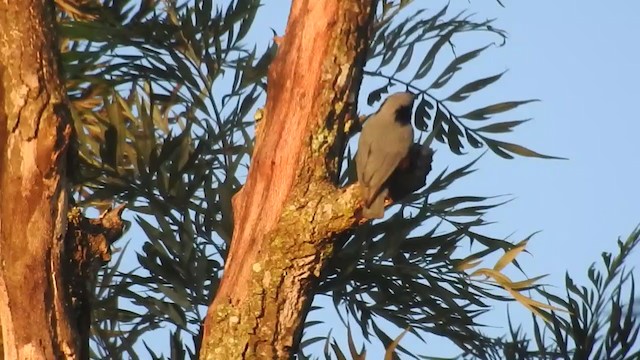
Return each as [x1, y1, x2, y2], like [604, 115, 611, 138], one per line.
[236, 2, 259, 42]
[413, 25, 459, 81]
[490, 139, 565, 159]
[414, 97, 432, 132]
[445, 121, 465, 155]
[465, 129, 483, 148]
[378, 24, 405, 68]
[485, 140, 514, 159]
[445, 72, 504, 102]
[431, 45, 492, 90]
[367, 83, 390, 106]
[395, 43, 415, 73]
[462, 100, 539, 120]
[475, 119, 530, 133]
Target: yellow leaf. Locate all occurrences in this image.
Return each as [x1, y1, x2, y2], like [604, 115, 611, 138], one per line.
[494, 240, 528, 271]
[507, 288, 566, 313]
[454, 258, 483, 271]
[384, 327, 410, 360]
[509, 275, 548, 290]
[469, 268, 513, 287]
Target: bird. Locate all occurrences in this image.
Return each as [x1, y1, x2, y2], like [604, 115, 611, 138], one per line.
[356, 92, 415, 219]
[386, 143, 434, 202]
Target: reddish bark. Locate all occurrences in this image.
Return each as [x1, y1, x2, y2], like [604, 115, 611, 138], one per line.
[200, 1, 376, 358]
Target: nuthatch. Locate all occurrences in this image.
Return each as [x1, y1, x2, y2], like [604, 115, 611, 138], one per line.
[356, 92, 415, 219]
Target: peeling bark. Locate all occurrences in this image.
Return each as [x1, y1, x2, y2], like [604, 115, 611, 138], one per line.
[200, 1, 377, 359]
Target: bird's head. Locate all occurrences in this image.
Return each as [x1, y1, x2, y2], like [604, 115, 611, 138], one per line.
[380, 92, 416, 125]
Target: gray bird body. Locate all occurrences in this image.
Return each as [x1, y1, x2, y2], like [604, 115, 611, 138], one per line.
[356, 92, 415, 219]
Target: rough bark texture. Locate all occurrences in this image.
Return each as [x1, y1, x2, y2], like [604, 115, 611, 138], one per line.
[0, 0, 77, 358]
[200, 1, 376, 359]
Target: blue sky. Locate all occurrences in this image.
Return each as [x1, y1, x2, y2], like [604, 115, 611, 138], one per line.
[240, 0, 640, 357]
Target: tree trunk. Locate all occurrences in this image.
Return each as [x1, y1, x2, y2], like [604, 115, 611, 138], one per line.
[200, 1, 376, 359]
[0, 1, 78, 358]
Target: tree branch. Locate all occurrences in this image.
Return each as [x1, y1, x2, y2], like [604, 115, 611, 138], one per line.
[0, 0, 78, 358]
[200, 1, 377, 358]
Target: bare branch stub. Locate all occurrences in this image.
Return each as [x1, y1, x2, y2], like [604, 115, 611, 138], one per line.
[66, 205, 126, 279]
[65, 205, 126, 359]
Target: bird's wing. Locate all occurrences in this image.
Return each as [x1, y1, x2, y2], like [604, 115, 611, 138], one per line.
[356, 130, 374, 200]
[355, 142, 370, 189]
[362, 187, 387, 219]
[361, 148, 407, 206]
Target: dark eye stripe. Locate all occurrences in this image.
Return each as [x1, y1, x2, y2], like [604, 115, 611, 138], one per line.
[394, 105, 413, 124]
